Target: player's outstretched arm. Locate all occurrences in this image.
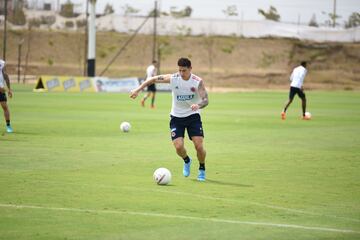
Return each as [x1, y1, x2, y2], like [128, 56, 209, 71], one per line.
[191, 80, 209, 111]
[130, 74, 171, 99]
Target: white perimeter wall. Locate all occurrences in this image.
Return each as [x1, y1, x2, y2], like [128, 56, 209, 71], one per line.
[10, 11, 360, 42]
[97, 15, 359, 43]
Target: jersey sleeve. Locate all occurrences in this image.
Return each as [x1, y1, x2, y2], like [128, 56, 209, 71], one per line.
[0, 60, 5, 70]
[169, 73, 180, 91]
[170, 73, 177, 84]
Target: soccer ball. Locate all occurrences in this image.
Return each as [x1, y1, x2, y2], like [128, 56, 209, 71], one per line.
[153, 168, 172, 185]
[120, 122, 131, 132]
[305, 112, 312, 119]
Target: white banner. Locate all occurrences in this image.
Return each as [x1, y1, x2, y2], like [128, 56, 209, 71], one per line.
[93, 77, 139, 93]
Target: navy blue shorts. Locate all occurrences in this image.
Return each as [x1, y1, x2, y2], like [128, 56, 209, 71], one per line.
[0, 92, 7, 102]
[147, 83, 156, 92]
[170, 114, 204, 141]
[289, 87, 306, 100]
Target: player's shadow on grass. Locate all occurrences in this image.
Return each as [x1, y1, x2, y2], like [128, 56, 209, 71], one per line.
[192, 179, 253, 187]
[1, 133, 19, 139]
[12, 131, 38, 135]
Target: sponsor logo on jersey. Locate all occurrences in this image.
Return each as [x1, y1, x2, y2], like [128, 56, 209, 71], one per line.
[190, 87, 196, 92]
[177, 94, 194, 101]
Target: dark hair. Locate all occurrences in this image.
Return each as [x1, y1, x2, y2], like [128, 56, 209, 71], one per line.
[301, 61, 307, 68]
[152, 60, 157, 64]
[177, 58, 191, 68]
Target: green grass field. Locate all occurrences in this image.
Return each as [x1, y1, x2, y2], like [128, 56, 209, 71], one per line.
[0, 84, 359, 240]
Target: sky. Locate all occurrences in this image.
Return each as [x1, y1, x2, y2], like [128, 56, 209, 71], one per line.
[31, 0, 360, 25]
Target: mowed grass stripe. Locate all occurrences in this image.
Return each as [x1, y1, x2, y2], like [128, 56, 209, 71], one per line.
[0, 203, 359, 234]
[0, 85, 359, 239]
[13, 179, 360, 223]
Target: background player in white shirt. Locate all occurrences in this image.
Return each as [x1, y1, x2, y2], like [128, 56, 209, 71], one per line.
[0, 60, 13, 132]
[281, 61, 310, 120]
[141, 60, 158, 109]
[130, 58, 209, 181]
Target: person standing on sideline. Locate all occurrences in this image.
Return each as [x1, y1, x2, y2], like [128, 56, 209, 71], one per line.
[130, 58, 209, 181]
[141, 60, 158, 108]
[281, 61, 310, 120]
[0, 59, 14, 133]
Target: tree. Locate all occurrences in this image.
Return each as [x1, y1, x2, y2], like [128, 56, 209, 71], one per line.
[103, 3, 114, 15]
[170, 6, 193, 18]
[322, 11, 341, 27]
[121, 4, 140, 16]
[258, 6, 280, 22]
[345, 12, 360, 28]
[328, 12, 341, 27]
[308, 14, 319, 27]
[222, 5, 238, 17]
[148, 9, 169, 17]
[8, 2, 26, 25]
[184, 6, 192, 17]
[60, 0, 74, 18]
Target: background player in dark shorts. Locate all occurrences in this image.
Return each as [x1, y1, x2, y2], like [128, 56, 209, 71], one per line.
[281, 61, 310, 120]
[141, 60, 158, 109]
[147, 83, 157, 93]
[0, 59, 14, 133]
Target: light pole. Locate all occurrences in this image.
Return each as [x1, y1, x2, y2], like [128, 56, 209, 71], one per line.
[87, 0, 96, 77]
[332, 0, 337, 28]
[17, 39, 24, 83]
[84, 0, 89, 76]
[152, 0, 157, 62]
[2, 0, 8, 61]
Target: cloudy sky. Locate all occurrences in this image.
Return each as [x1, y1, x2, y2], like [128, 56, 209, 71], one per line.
[31, 0, 359, 24]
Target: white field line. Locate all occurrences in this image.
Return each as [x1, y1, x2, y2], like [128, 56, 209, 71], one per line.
[27, 180, 360, 223]
[0, 203, 359, 234]
[143, 187, 360, 223]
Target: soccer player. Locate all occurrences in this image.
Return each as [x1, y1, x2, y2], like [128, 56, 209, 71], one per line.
[0, 59, 13, 133]
[281, 61, 310, 120]
[130, 58, 209, 181]
[141, 60, 158, 109]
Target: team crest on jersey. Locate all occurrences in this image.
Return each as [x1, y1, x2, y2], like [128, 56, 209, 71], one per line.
[190, 87, 196, 92]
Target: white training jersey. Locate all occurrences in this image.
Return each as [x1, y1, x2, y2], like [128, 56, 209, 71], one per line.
[290, 65, 307, 89]
[146, 64, 156, 79]
[170, 73, 202, 118]
[0, 59, 5, 88]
